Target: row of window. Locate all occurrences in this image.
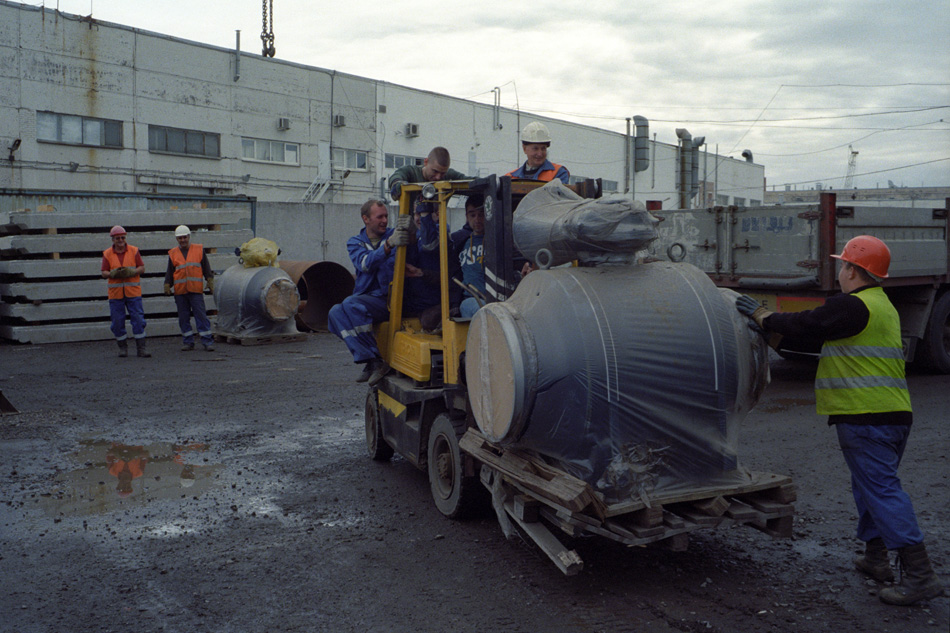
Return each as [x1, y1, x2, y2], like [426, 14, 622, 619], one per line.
[35, 111, 372, 170]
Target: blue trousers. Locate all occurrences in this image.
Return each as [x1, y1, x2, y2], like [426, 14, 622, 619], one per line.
[109, 296, 146, 341]
[174, 292, 213, 346]
[835, 423, 924, 549]
[328, 294, 388, 363]
[460, 296, 480, 319]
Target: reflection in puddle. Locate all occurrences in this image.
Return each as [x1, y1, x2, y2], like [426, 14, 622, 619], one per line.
[40, 440, 220, 516]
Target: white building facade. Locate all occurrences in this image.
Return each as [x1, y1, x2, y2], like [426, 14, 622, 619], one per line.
[0, 1, 764, 210]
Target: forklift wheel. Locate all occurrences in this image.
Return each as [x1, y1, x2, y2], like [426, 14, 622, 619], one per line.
[427, 413, 479, 519]
[365, 388, 394, 461]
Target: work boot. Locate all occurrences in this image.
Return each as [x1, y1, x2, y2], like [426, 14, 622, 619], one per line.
[856, 537, 894, 582]
[117, 339, 128, 358]
[181, 343, 195, 351]
[355, 363, 373, 383]
[879, 542, 945, 606]
[135, 338, 152, 358]
[203, 343, 215, 352]
[367, 359, 390, 387]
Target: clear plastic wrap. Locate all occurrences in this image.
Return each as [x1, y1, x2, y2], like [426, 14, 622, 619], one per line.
[465, 262, 771, 504]
[213, 264, 301, 338]
[512, 181, 659, 268]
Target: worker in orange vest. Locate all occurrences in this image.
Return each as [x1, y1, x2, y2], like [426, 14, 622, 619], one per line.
[506, 122, 570, 184]
[164, 225, 215, 351]
[100, 225, 150, 357]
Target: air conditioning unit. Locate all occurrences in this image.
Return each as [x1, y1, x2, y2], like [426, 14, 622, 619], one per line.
[277, 117, 291, 131]
[332, 114, 346, 128]
[405, 123, 419, 137]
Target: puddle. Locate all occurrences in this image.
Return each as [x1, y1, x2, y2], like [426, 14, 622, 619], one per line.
[39, 439, 221, 516]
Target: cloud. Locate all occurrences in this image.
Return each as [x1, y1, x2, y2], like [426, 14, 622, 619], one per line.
[15, 0, 950, 187]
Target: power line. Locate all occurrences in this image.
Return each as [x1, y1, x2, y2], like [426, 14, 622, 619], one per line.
[775, 157, 950, 187]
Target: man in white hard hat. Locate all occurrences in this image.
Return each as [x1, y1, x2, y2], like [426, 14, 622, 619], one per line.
[164, 225, 215, 351]
[507, 122, 570, 184]
[100, 225, 150, 357]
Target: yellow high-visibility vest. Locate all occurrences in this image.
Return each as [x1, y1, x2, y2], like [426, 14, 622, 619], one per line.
[815, 287, 911, 415]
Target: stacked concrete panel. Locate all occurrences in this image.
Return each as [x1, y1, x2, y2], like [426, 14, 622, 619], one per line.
[0, 205, 253, 343]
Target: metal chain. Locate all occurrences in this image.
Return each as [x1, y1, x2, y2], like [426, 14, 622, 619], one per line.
[260, 0, 275, 57]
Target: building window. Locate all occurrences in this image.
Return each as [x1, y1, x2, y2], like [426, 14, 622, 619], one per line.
[602, 180, 619, 193]
[384, 153, 423, 169]
[148, 125, 220, 158]
[332, 148, 368, 171]
[241, 138, 299, 165]
[716, 194, 730, 205]
[36, 111, 122, 148]
[750, 199, 761, 206]
[733, 197, 746, 207]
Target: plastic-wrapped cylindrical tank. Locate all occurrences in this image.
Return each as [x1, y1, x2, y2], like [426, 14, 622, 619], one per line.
[465, 262, 770, 502]
[213, 264, 301, 338]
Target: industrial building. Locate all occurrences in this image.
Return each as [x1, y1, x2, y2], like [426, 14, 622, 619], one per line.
[0, 0, 764, 213]
[0, 0, 766, 344]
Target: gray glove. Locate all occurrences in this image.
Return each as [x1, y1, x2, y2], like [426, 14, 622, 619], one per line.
[387, 228, 410, 248]
[736, 294, 773, 328]
[395, 214, 413, 231]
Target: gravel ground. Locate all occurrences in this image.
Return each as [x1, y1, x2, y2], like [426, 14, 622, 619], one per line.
[1, 334, 947, 633]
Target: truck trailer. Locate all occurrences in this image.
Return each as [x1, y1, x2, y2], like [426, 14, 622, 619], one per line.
[646, 193, 950, 373]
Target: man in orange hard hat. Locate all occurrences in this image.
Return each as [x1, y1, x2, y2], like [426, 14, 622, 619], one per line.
[100, 225, 150, 357]
[735, 235, 943, 606]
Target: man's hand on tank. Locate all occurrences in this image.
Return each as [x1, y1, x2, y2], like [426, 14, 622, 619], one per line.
[736, 295, 773, 327]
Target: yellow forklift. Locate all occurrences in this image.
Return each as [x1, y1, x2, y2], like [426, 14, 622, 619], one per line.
[364, 175, 600, 518]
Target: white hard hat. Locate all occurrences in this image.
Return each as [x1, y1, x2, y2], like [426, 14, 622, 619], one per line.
[175, 225, 191, 237]
[521, 121, 552, 144]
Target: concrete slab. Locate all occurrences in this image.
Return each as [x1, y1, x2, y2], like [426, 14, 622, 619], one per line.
[0, 296, 217, 321]
[0, 208, 250, 231]
[0, 277, 207, 301]
[0, 229, 253, 255]
[0, 317, 186, 343]
[0, 253, 237, 278]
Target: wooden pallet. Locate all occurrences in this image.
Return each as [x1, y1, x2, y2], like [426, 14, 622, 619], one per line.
[462, 429, 796, 575]
[213, 332, 307, 346]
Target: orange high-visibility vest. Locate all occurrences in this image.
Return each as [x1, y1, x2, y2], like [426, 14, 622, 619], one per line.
[169, 244, 205, 295]
[104, 246, 142, 299]
[506, 162, 564, 182]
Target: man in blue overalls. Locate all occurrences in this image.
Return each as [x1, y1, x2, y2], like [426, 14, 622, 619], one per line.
[328, 199, 410, 386]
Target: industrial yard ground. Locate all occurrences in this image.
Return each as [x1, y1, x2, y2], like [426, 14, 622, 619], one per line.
[1, 334, 947, 633]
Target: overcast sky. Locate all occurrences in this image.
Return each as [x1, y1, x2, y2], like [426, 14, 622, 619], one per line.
[19, 0, 950, 189]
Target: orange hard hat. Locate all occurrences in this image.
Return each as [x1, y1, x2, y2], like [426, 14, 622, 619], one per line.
[110, 225, 127, 237]
[831, 235, 890, 278]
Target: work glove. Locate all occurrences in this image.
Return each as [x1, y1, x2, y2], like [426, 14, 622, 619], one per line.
[736, 294, 773, 328]
[395, 214, 413, 231]
[387, 227, 410, 249]
[122, 267, 137, 278]
[206, 277, 214, 294]
[390, 182, 403, 200]
[163, 283, 172, 296]
[109, 268, 121, 279]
